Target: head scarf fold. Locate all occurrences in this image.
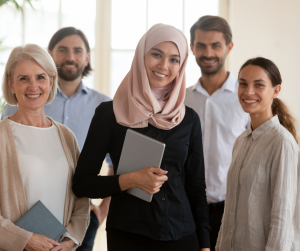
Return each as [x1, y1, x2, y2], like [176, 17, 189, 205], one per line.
[113, 23, 188, 130]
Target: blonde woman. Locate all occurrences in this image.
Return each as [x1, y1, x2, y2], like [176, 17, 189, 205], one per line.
[0, 44, 89, 251]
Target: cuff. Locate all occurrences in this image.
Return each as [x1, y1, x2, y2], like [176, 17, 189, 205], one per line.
[60, 232, 79, 245]
[197, 227, 211, 249]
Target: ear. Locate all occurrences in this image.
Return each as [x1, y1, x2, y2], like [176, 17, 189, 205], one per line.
[85, 52, 90, 67]
[48, 50, 53, 57]
[190, 43, 195, 56]
[7, 77, 15, 93]
[274, 85, 281, 98]
[226, 41, 234, 56]
[49, 76, 54, 88]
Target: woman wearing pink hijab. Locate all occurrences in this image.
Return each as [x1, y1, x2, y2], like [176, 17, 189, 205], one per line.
[73, 24, 210, 251]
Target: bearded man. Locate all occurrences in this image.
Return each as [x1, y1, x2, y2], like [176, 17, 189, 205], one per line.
[184, 16, 250, 251]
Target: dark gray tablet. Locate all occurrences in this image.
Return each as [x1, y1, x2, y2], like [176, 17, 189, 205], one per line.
[116, 129, 165, 202]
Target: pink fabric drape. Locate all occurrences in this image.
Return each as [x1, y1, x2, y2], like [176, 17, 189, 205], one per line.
[113, 23, 188, 130]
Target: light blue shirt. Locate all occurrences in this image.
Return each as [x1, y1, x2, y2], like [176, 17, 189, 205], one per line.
[1, 81, 113, 167]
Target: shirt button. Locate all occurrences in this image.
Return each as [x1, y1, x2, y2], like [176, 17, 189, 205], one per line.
[162, 211, 166, 216]
[161, 197, 166, 201]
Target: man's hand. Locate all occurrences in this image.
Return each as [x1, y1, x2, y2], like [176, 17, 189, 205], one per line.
[50, 237, 75, 251]
[25, 233, 60, 251]
[201, 248, 210, 251]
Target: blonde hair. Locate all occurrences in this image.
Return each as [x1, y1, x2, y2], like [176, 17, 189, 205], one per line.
[2, 44, 58, 106]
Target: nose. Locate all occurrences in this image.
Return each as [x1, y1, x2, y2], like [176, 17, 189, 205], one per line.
[203, 46, 214, 58]
[66, 51, 76, 62]
[158, 58, 168, 70]
[28, 78, 39, 91]
[244, 85, 255, 95]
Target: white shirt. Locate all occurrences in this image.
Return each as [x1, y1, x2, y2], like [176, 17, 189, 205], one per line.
[8, 119, 78, 244]
[185, 73, 250, 203]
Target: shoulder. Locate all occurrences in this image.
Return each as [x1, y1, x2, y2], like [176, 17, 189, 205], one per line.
[184, 105, 201, 127]
[52, 120, 77, 143]
[86, 86, 112, 102]
[273, 124, 299, 152]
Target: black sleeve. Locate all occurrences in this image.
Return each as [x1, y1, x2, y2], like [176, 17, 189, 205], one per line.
[72, 102, 121, 199]
[184, 109, 210, 249]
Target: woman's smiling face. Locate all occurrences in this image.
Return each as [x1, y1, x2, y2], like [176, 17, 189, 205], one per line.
[144, 41, 181, 88]
[238, 64, 280, 116]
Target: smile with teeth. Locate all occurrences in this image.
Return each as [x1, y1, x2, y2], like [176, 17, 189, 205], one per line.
[243, 99, 258, 103]
[153, 71, 167, 78]
[64, 65, 76, 68]
[26, 94, 41, 98]
[202, 59, 217, 64]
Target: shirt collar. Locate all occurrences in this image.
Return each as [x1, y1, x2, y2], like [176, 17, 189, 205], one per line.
[57, 81, 89, 97]
[242, 115, 280, 141]
[192, 72, 236, 96]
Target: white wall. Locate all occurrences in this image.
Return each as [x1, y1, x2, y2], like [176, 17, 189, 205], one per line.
[226, 0, 300, 122]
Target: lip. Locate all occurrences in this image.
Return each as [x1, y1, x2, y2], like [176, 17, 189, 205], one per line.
[201, 59, 217, 66]
[63, 64, 77, 70]
[25, 94, 42, 100]
[152, 71, 167, 80]
[242, 99, 259, 105]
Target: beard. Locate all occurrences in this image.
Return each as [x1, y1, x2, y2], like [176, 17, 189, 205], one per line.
[57, 61, 85, 81]
[196, 54, 226, 76]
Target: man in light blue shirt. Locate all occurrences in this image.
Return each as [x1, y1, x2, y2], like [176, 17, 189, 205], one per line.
[1, 27, 112, 251]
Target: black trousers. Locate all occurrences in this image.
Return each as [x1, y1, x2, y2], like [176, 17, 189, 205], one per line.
[209, 201, 225, 251]
[77, 211, 99, 251]
[107, 227, 200, 251]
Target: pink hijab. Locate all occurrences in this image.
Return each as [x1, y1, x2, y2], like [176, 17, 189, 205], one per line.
[113, 24, 188, 130]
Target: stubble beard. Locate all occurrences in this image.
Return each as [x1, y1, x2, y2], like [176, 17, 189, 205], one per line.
[57, 62, 85, 81]
[197, 53, 227, 76]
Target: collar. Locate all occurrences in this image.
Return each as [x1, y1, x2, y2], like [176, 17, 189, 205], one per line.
[57, 81, 89, 96]
[192, 72, 236, 96]
[242, 115, 280, 141]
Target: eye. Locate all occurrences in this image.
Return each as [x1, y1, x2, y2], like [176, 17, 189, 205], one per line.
[256, 83, 264, 87]
[20, 76, 28, 81]
[171, 58, 179, 64]
[37, 75, 45, 80]
[239, 82, 247, 86]
[75, 49, 82, 54]
[58, 49, 66, 53]
[152, 53, 161, 58]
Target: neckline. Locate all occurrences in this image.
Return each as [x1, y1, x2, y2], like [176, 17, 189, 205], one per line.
[8, 118, 54, 130]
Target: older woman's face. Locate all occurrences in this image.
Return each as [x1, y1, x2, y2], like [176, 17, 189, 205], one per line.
[8, 60, 53, 112]
[144, 41, 180, 88]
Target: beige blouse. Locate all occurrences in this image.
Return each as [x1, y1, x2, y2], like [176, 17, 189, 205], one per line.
[216, 116, 299, 251]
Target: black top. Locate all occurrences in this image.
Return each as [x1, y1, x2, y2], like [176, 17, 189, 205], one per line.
[72, 101, 210, 248]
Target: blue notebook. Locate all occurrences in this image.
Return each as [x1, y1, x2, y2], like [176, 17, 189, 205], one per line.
[15, 200, 67, 241]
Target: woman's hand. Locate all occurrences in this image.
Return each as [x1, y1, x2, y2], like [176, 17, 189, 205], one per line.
[50, 237, 75, 251]
[25, 233, 60, 251]
[119, 167, 168, 194]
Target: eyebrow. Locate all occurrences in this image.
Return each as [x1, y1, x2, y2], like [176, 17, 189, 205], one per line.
[57, 46, 83, 50]
[150, 48, 180, 58]
[239, 78, 266, 83]
[17, 73, 47, 78]
[196, 42, 222, 46]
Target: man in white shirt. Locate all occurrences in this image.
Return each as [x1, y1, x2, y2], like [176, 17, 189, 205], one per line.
[184, 15, 250, 251]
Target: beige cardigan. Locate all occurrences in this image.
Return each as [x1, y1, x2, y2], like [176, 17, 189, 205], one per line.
[0, 117, 90, 251]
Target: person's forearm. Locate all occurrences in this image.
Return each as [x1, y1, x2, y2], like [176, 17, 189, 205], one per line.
[119, 172, 136, 191]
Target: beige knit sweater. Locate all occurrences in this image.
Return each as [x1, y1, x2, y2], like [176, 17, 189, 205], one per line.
[0, 117, 90, 251]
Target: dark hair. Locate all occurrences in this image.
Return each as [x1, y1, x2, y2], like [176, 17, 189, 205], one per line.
[239, 57, 298, 143]
[48, 27, 92, 77]
[190, 15, 232, 45]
